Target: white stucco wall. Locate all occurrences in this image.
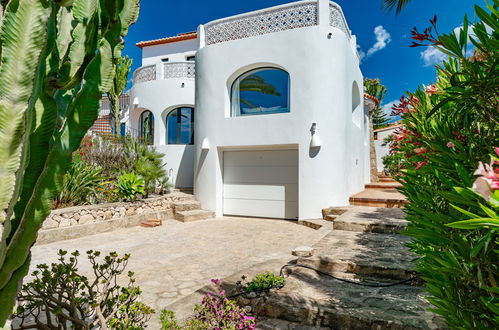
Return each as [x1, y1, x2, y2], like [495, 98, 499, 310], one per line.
[375, 125, 399, 172]
[194, 4, 365, 220]
[141, 39, 198, 66]
[129, 75, 196, 188]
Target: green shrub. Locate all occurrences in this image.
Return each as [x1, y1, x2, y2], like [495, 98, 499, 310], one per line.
[115, 172, 146, 201]
[12, 250, 154, 329]
[238, 272, 285, 294]
[53, 157, 105, 208]
[384, 2, 498, 327]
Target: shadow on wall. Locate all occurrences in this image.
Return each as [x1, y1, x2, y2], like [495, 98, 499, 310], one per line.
[175, 146, 196, 188]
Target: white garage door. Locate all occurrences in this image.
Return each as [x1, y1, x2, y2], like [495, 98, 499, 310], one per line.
[223, 150, 298, 219]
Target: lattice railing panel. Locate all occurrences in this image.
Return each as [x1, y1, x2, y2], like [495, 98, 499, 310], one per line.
[163, 62, 196, 79]
[205, 1, 318, 45]
[133, 65, 156, 84]
[329, 3, 351, 39]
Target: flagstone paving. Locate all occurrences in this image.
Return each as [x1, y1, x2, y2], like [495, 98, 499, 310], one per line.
[29, 217, 330, 328]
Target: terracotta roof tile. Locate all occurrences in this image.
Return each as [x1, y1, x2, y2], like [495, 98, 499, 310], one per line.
[136, 32, 197, 48]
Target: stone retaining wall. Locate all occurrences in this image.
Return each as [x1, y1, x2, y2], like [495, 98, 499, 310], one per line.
[37, 193, 192, 245]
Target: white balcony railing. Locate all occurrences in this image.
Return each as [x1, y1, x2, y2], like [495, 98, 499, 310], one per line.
[132, 65, 156, 84]
[163, 62, 196, 79]
[204, 0, 318, 46]
[202, 1, 351, 46]
[329, 2, 351, 39]
[132, 62, 196, 85]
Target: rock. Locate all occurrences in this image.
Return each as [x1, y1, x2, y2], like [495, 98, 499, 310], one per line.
[42, 220, 59, 230]
[59, 218, 72, 227]
[79, 214, 95, 225]
[244, 306, 252, 313]
[70, 219, 78, 226]
[136, 207, 144, 215]
[292, 246, 314, 257]
[104, 211, 113, 220]
[53, 215, 63, 223]
[247, 292, 257, 299]
[72, 214, 80, 221]
[126, 208, 135, 216]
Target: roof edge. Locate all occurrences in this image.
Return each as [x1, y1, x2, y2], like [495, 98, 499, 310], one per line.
[136, 32, 198, 49]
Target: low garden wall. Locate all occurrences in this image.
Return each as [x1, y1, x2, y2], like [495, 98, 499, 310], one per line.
[36, 193, 191, 245]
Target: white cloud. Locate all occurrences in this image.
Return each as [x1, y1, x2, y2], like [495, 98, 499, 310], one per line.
[381, 99, 399, 117]
[358, 25, 391, 63]
[420, 47, 446, 67]
[366, 26, 392, 57]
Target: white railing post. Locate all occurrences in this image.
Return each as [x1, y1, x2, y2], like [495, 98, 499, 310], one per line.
[197, 24, 205, 49]
[317, 0, 329, 27]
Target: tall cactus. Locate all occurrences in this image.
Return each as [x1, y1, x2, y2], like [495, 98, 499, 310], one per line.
[0, 0, 139, 325]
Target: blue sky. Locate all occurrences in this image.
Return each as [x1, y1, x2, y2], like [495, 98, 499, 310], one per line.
[123, 0, 482, 118]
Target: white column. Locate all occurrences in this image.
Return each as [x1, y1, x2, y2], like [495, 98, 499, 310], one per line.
[197, 24, 206, 49]
[317, 0, 330, 27]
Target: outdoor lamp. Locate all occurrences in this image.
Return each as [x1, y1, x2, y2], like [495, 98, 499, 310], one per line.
[310, 123, 322, 148]
[133, 97, 139, 106]
[201, 138, 210, 150]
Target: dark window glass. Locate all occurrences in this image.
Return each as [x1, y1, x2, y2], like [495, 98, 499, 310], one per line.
[186, 56, 196, 61]
[166, 107, 194, 144]
[231, 68, 290, 117]
[139, 110, 154, 145]
[161, 58, 169, 62]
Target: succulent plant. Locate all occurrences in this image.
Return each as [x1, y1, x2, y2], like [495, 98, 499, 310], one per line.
[0, 0, 139, 325]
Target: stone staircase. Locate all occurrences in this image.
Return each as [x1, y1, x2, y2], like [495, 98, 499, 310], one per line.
[264, 207, 444, 329]
[172, 197, 215, 223]
[349, 176, 407, 208]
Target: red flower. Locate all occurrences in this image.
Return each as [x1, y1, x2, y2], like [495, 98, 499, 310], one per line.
[88, 142, 93, 147]
[79, 152, 85, 156]
[446, 142, 455, 148]
[414, 147, 427, 155]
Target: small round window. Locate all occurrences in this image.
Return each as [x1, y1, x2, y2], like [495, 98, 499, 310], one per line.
[231, 68, 290, 117]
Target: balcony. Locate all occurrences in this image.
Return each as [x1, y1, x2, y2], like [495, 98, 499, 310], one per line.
[132, 61, 196, 85]
[201, 0, 351, 46]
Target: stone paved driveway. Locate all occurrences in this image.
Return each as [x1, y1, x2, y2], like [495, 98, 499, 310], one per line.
[30, 217, 328, 328]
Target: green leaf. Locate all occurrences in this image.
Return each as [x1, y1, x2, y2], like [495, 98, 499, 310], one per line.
[446, 218, 499, 229]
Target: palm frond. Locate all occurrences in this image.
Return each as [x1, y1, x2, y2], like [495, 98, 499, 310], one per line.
[383, 0, 414, 14]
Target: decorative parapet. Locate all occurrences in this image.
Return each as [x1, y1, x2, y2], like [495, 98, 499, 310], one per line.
[163, 62, 196, 79]
[204, 0, 319, 46]
[329, 2, 351, 39]
[132, 64, 156, 84]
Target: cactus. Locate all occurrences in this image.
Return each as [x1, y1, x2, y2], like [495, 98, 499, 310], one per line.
[0, 0, 139, 325]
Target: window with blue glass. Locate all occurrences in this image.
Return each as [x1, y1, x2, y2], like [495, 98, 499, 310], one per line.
[139, 110, 154, 145]
[231, 68, 290, 117]
[166, 107, 194, 144]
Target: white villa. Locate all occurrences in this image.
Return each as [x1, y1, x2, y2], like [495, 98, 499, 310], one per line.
[128, 0, 368, 220]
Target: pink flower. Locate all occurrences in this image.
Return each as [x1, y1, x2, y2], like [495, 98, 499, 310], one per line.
[495, 147, 499, 157]
[415, 160, 428, 170]
[425, 84, 439, 96]
[414, 147, 427, 155]
[473, 159, 499, 201]
[447, 142, 455, 148]
[211, 279, 221, 285]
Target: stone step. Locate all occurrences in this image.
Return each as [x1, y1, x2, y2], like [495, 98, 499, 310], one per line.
[298, 230, 416, 281]
[298, 219, 324, 230]
[365, 182, 402, 190]
[173, 200, 202, 212]
[379, 177, 397, 183]
[174, 209, 215, 222]
[266, 267, 444, 329]
[349, 189, 407, 208]
[333, 207, 408, 234]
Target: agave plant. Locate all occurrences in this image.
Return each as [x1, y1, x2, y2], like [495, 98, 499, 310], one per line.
[0, 0, 139, 325]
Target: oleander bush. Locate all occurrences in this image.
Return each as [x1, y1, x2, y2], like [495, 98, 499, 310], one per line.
[12, 250, 154, 329]
[383, 2, 498, 327]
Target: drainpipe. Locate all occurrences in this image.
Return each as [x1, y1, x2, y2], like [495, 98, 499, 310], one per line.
[197, 24, 205, 49]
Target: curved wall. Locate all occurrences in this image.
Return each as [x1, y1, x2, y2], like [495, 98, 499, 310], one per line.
[130, 76, 196, 188]
[194, 22, 365, 220]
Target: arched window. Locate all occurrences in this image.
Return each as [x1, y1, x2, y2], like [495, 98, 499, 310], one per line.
[139, 110, 154, 145]
[351, 81, 362, 128]
[166, 107, 194, 145]
[231, 68, 290, 117]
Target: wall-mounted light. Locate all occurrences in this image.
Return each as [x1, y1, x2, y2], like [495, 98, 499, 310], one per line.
[201, 138, 210, 150]
[327, 32, 332, 39]
[310, 123, 322, 148]
[133, 97, 139, 106]
[181, 82, 185, 88]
